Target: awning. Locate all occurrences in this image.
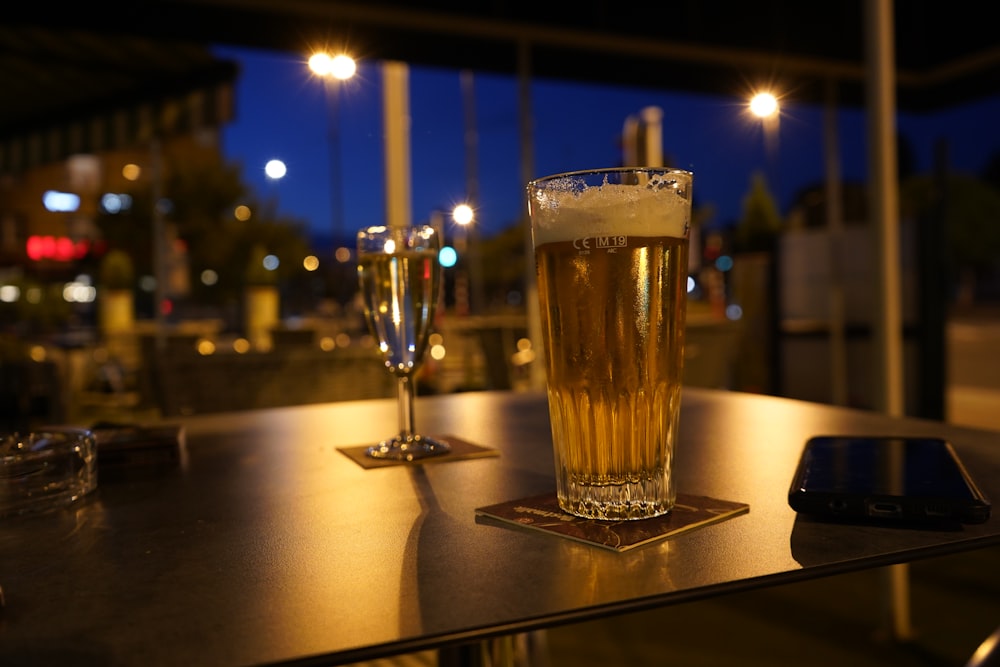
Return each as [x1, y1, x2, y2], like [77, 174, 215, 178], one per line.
[4, 1, 998, 113]
[0, 24, 238, 172]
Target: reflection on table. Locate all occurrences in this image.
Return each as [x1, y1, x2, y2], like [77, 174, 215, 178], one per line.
[1, 388, 998, 666]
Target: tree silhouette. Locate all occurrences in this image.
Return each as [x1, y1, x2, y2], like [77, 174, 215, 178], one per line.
[901, 173, 1000, 300]
[95, 140, 312, 313]
[982, 149, 1000, 192]
[735, 171, 782, 252]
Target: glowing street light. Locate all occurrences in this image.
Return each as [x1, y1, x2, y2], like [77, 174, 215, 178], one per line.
[452, 203, 474, 226]
[331, 55, 356, 80]
[309, 52, 356, 80]
[749, 92, 779, 119]
[308, 51, 358, 249]
[264, 158, 287, 180]
[748, 89, 781, 166]
[447, 203, 477, 315]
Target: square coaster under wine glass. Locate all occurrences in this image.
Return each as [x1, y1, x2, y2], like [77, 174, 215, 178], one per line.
[475, 493, 749, 552]
[338, 436, 499, 469]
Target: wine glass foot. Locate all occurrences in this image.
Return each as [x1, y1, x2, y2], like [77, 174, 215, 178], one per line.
[366, 434, 451, 461]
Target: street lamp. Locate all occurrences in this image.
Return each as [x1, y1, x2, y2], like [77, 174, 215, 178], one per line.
[746, 88, 784, 229]
[452, 203, 473, 226]
[308, 51, 357, 251]
[450, 203, 475, 315]
[749, 90, 780, 160]
[308, 53, 356, 81]
[749, 91, 779, 119]
[264, 158, 287, 180]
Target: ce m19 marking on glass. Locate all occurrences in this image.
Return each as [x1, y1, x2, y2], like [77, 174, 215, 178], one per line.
[572, 235, 628, 252]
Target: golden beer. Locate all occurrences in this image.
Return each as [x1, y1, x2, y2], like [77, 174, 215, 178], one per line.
[528, 169, 692, 520]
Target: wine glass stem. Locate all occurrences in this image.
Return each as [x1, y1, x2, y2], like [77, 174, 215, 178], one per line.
[397, 374, 416, 441]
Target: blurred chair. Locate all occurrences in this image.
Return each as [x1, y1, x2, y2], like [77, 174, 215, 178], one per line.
[683, 319, 743, 389]
[0, 359, 65, 430]
[476, 327, 514, 391]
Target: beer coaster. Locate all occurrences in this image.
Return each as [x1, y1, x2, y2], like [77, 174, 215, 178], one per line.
[338, 436, 499, 469]
[475, 493, 749, 552]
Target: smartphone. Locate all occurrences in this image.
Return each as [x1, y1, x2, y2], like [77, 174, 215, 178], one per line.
[788, 436, 991, 524]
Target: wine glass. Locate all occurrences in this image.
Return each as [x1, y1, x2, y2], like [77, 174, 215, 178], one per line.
[357, 224, 450, 461]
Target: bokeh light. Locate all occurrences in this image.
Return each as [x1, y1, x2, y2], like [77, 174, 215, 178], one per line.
[0, 285, 20, 302]
[439, 246, 457, 268]
[512, 338, 535, 366]
[265, 159, 287, 180]
[122, 163, 141, 181]
[452, 203, 474, 225]
[330, 54, 357, 80]
[749, 92, 779, 118]
[309, 52, 356, 80]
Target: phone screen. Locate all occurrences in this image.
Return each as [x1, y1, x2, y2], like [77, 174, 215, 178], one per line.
[789, 436, 991, 524]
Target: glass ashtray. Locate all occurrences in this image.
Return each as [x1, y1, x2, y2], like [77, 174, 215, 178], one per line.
[0, 428, 98, 518]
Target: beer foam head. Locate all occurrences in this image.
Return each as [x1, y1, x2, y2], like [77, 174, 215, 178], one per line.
[528, 169, 691, 245]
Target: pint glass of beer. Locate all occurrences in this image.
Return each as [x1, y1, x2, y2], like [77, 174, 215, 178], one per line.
[527, 167, 693, 520]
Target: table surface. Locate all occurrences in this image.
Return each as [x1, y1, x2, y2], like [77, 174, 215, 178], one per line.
[2, 388, 999, 666]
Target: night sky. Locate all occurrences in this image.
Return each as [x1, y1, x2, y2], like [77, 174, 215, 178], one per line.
[214, 45, 1000, 243]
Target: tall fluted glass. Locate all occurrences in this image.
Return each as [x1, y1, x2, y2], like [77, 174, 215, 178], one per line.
[357, 224, 449, 461]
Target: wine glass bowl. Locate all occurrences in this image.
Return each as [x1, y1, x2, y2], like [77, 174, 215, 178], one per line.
[357, 224, 450, 461]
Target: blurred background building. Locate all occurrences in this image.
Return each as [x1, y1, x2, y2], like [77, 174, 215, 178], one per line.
[1, 2, 998, 432]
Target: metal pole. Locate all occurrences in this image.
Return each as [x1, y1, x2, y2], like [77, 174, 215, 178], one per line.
[151, 138, 166, 353]
[641, 106, 663, 168]
[460, 70, 486, 314]
[518, 40, 545, 391]
[622, 114, 639, 166]
[383, 62, 411, 229]
[824, 79, 848, 406]
[326, 80, 345, 246]
[865, 0, 911, 642]
[866, 0, 904, 418]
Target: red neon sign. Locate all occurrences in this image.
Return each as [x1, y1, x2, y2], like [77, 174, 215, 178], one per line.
[26, 236, 91, 262]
